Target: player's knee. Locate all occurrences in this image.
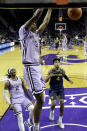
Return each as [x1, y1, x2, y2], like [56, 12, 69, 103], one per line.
[52, 100, 57, 107]
[36, 97, 44, 109]
[27, 104, 34, 112]
[35, 93, 45, 106]
[60, 100, 64, 107]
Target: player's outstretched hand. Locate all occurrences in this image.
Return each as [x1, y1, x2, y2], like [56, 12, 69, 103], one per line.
[69, 80, 73, 84]
[49, 73, 57, 78]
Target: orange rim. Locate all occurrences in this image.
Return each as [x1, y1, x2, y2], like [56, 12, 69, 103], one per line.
[54, 0, 70, 5]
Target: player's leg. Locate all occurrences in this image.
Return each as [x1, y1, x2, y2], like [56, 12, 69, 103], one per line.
[14, 104, 25, 131]
[59, 99, 64, 120]
[49, 90, 57, 121]
[57, 99, 64, 129]
[24, 65, 45, 131]
[23, 97, 34, 127]
[50, 100, 56, 121]
[84, 46, 87, 57]
[33, 66, 46, 131]
[17, 113, 25, 131]
[63, 44, 66, 55]
[57, 90, 65, 129]
[57, 43, 60, 54]
[33, 92, 44, 130]
[27, 104, 34, 124]
[86, 48, 87, 56]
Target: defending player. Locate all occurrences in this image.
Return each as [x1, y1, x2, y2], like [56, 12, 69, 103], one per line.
[45, 57, 73, 129]
[3, 68, 34, 131]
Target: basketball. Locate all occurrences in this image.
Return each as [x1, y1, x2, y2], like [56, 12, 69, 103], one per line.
[55, 0, 70, 5]
[67, 8, 82, 20]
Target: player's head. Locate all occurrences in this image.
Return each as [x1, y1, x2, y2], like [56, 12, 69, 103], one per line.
[56, 37, 58, 40]
[53, 57, 60, 68]
[7, 68, 16, 78]
[30, 22, 37, 32]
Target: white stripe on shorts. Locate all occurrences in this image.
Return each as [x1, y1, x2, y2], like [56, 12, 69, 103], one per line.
[27, 66, 35, 92]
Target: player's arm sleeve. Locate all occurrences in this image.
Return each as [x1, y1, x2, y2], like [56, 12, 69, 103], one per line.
[3, 81, 11, 105]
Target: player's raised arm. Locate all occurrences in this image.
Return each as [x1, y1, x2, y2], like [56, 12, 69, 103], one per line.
[24, 8, 44, 30]
[38, 8, 52, 35]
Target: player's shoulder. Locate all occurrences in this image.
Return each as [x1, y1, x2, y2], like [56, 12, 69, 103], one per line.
[19, 25, 24, 32]
[19, 24, 31, 35]
[5, 80, 10, 87]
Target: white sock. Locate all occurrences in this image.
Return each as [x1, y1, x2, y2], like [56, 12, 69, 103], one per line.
[51, 110, 54, 113]
[28, 111, 33, 122]
[27, 105, 34, 123]
[59, 116, 63, 123]
[34, 123, 39, 130]
[17, 114, 25, 131]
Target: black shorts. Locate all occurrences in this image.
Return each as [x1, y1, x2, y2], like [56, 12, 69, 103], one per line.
[49, 88, 65, 100]
[55, 43, 59, 49]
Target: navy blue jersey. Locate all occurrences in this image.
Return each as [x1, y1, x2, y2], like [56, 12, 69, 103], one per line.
[49, 68, 64, 90]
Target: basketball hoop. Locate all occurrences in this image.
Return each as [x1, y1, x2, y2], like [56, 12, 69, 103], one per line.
[55, 23, 66, 35]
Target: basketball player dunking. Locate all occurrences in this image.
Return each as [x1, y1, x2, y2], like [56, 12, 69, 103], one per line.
[19, 8, 52, 131]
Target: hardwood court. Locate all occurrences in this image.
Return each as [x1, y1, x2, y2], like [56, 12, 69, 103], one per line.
[0, 44, 87, 129]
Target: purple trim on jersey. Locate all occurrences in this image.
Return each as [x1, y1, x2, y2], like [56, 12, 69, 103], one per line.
[24, 62, 40, 66]
[33, 89, 44, 95]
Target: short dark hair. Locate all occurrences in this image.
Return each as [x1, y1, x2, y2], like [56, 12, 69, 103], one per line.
[53, 57, 60, 64]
